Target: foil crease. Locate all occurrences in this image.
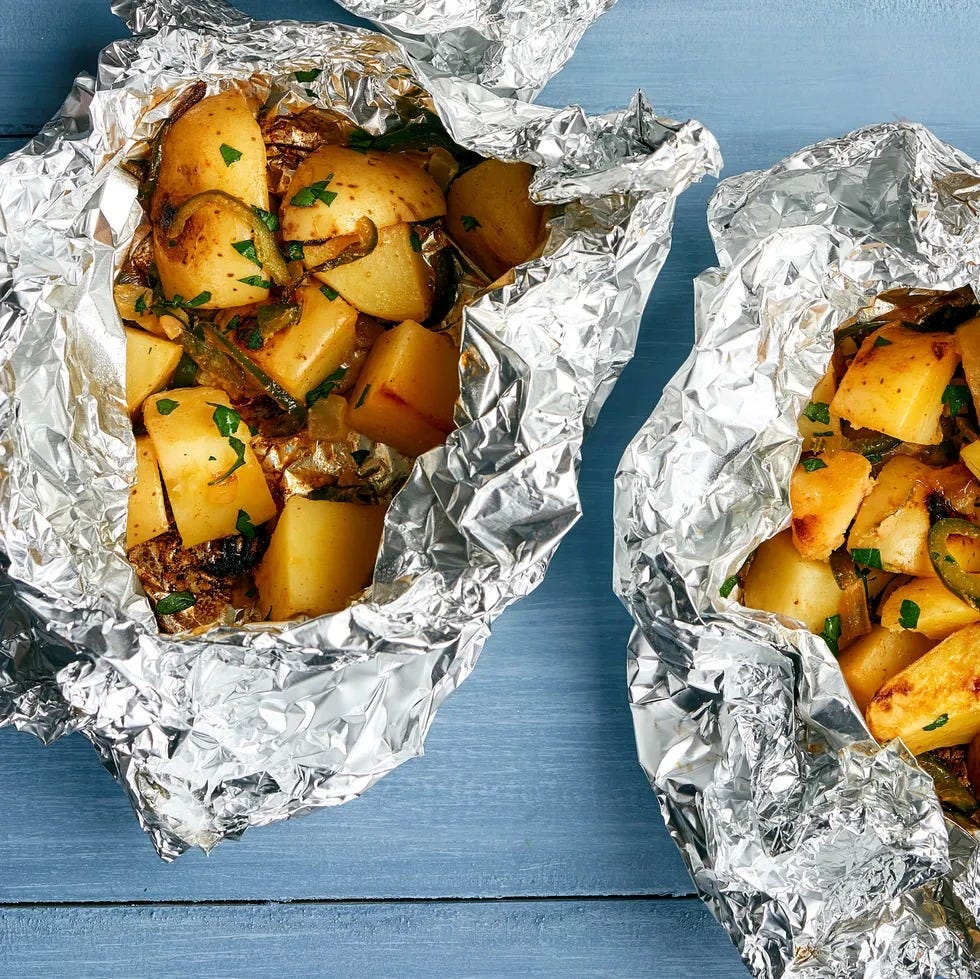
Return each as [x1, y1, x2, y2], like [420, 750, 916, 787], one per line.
[614, 122, 980, 977]
[0, 0, 720, 857]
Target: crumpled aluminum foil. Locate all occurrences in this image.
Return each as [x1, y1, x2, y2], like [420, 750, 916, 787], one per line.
[0, 0, 720, 858]
[614, 122, 980, 978]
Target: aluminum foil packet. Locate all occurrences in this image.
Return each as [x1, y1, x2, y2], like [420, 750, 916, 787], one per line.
[0, 0, 720, 858]
[614, 122, 980, 978]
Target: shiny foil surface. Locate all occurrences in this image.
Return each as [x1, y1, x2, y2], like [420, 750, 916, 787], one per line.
[0, 0, 720, 858]
[614, 123, 980, 978]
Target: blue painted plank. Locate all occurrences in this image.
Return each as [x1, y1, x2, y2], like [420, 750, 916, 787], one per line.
[0, 898, 748, 978]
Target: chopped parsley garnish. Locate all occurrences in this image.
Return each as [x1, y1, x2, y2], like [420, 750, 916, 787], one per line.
[294, 68, 322, 83]
[208, 455, 216, 462]
[461, 215, 481, 232]
[236, 508, 256, 540]
[285, 241, 305, 261]
[232, 239, 261, 267]
[898, 599, 921, 630]
[134, 292, 148, 314]
[851, 547, 882, 570]
[209, 436, 247, 486]
[864, 452, 883, 464]
[942, 384, 971, 416]
[185, 291, 211, 307]
[290, 175, 337, 208]
[155, 591, 196, 616]
[719, 574, 739, 599]
[319, 285, 339, 302]
[253, 207, 279, 232]
[801, 457, 827, 472]
[873, 335, 893, 347]
[819, 613, 842, 656]
[812, 431, 834, 438]
[219, 143, 243, 166]
[225, 314, 241, 333]
[155, 398, 179, 416]
[802, 401, 830, 425]
[409, 229, 422, 252]
[208, 402, 242, 438]
[354, 383, 371, 409]
[305, 367, 347, 407]
[352, 448, 370, 467]
[239, 275, 272, 289]
[923, 713, 949, 731]
[245, 330, 263, 350]
[348, 127, 373, 151]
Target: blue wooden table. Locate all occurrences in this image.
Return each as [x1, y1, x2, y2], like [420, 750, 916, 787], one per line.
[3, 2, 980, 976]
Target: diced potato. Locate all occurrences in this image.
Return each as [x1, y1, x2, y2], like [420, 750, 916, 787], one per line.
[125, 327, 182, 416]
[346, 319, 459, 457]
[961, 441, 980, 482]
[114, 283, 165, 336]
[867, 624, 980, 753]
[151, 91, 271, 309]
[790, 450, 874, 561]
[446, 160, 546, 279]
[830, 325, 959, 444]
[126, 436, 170, 550]
[250, 284, 357, 401]
[838, 625, 933, 714]
[280, 146, 445, 244]
[797, 366, 843, 445]
[848, 456, 934, 576]
[317, 223, 434, 323]
[741, 528, 841, 634]
[254, 496, 384, 619]
[143, 386, 276, 548]
[880, 578, 980, 640]
[955, 315, 980, 411]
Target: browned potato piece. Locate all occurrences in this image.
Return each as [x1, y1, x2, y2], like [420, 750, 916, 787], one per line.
[741, 528, 841, 634]
[318, 223, 434, 323]
[126, 436, 169, 550]
[446, 160, 546, 279]
[280, 145, 445, 245]
[880, 578, 980, 640]
[790, 450, 874, 561]
[867, 624, 980, 753]
[255, 496, 384, 620]
[151, 91, 271, 309]
[838, 625, 933, 714]
[346, 319, 459, 457]
[956, 315, 980, 410]
[830, 325, 959, 445]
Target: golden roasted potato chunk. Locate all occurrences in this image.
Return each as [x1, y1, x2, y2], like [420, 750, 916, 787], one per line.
[838, 625, 933, 714]
[124, 327, 182, 416]
[867, 624, 980, 753]
[790, 450, 873, 561]
[830, 325, 959, 445]
[879, 577, 980, 641]
[126, 436, 169, 550]
[255, 496, 384, 619]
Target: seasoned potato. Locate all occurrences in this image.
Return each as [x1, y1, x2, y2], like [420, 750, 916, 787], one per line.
[742, 528, 841, 634]
[838, 625, 933, 714]
[961, 441, 980, 481]
[280, 145, 445, 245]
[955, 315, 980, 409]
[250, 284, 357, 401]
[847, 456, 933, 576]
[830, 326, 959, 444]
[790, 450, 873, 561]
[126, 436, 169, 550]
[125, 327, 183, 416]
[797, 366, 843, 445]
[446, 160, 546, 280]
[867, 624, 980, 753]
[152, 91, 271, 309]
[880, 578, 980, 640]
[143, 387, 276, 549]
[255, 496, 384, 619]
[317, 223, 434, 323]
[346, 319, 459, 457]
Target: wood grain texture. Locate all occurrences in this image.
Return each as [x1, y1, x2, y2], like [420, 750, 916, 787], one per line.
[0, 898, 747, 978]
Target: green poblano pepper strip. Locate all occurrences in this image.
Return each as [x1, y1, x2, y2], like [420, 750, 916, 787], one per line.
[928, 518, 980, 611]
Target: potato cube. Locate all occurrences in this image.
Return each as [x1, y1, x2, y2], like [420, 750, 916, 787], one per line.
[837, 625, 933, 714]
[126, 436, 170, 550]
[830, 325, 959, 444]
[741, 528, 841, 634]
[125, 327, 183, 416]
[955, 315, 980, 411]
[790, 450, 873, 561]
[867, 624, 980, 753]
[143, 386, 276, 548]
[317, 223, 434, 323]
[961, 441, 980, 482]
[346, 319, 459, 457]
[879, 578, 980, 641]
[254, 496, 384, 620]
[250, 284, 357, 401]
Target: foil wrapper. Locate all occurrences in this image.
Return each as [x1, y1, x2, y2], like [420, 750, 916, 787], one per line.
[0, 0, 719, 857]
[614, 122, 980, 977]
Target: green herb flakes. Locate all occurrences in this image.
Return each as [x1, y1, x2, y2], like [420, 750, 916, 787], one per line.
[802, 401, 831, 425]
[719, 575, 739, 599]
[294, 68, 322, 83]
[285, 241, 305, 261]
[898, 599, 921, 630]
[155, 591, 196, 616]
[155, 398, 179, 416]
[219, 143, 243, 166]
[305, 367, 347, 407]
[819, 613, 842, 656]
[923, 713, 949, 732]
[319, 285, 339, 302]
[185, 291, 211, 308]
[354, 383, 371, 409]
[134, 292, 148, 314]
[409, 229, 422, 252]
[236, 508, 256, 540]
[851, 547, 883, 570]
[801, 457, 828, 472]
[873, 335, 893, 347]
[253, 207, 279, 233]
[461, 215, 481, 232]
[348, 127, 373, 151]
[208, 402, 242, 438]
[290, 175, 337, 208]
[238, 275, 271, 289]
[943, 384, 971, 417]
[209, 436, 247, 486]
[245, 330, 263, 351]
[232, 239, 261, 267]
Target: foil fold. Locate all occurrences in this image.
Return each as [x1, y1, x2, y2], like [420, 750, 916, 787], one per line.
[615, 122, 980, 977]
[0, 0, 719, 857]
